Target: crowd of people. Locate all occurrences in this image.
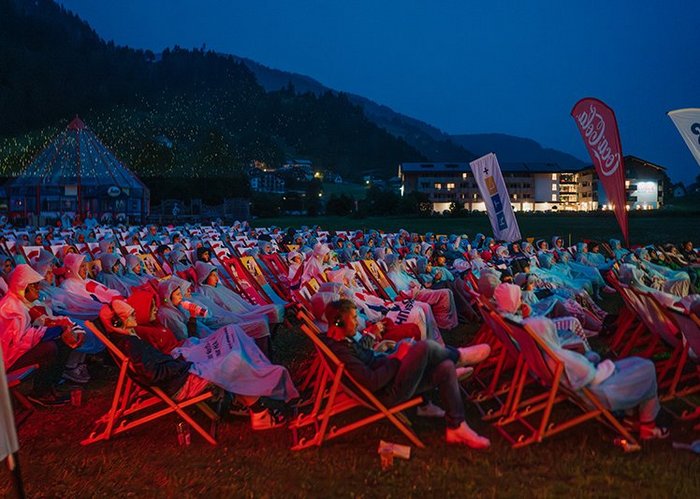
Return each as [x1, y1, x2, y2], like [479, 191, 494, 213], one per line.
[1, 219, 698, 450]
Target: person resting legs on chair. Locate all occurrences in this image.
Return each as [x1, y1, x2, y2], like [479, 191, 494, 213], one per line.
[322, 299, 491, 449]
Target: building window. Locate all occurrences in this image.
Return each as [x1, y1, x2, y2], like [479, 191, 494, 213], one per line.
[552, 174, 558, 180]
[513, 194, 518, 200]
[446, 183, 455, 190]
[462, 173, 467, 180]
[434, 183, 442, 189]
[552, 184, 557, 191]
[551, 194, 557, 202]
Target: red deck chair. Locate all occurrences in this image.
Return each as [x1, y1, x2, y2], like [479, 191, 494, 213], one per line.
[491, 316, 640, 451]
[81, 320, 219, 446]
[6, 365, 37, 427]
[289, 307, 425, 451]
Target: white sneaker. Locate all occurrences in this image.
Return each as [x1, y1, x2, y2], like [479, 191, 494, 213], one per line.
[456, 366, 474, 381]
[445, 422, 491, 449]
[416, 401, 445, 418]
[457, 344, 491, 366]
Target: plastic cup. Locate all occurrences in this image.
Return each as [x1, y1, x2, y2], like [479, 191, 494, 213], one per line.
[70, 389, 83, 407]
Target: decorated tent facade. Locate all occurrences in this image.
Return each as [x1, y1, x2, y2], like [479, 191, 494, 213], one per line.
[7, 116, 150, 223]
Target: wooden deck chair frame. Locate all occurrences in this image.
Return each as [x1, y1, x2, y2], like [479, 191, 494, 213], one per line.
[81, 321, 219, 446]
[492, 316, 640, 451]
[360, 259, 399, 301]
[7, 365, 37, 427]
[289, 307, 425, 451]
[256, 253, 292, 300]
[222, 256, 276, 307]
[657, 304, 700, 408]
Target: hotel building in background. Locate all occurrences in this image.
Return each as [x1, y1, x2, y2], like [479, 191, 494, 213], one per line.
[399, 155, 667, 213]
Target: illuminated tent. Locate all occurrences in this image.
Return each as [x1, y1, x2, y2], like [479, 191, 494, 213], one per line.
[7, 116, 150, 222]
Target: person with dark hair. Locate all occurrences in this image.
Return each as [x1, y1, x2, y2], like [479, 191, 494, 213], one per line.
[196, 247, 211, 263]
[321, 299, 491, 449]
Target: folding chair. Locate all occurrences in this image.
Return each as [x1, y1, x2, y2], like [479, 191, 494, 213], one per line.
[660, 305, 700, 409]
[81, 321, 219, 446]
[492, 316, 640, 451]
[6, 365, 37, 427]
[361, 259, 399, 301]
[289, 307, 425, 451]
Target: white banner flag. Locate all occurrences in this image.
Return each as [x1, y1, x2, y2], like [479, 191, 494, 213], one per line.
[668, 108, 700, 167]
[469, 153, 522, 242]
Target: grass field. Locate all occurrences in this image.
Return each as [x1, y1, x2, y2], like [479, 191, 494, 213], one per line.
[252, 213, 700, 246]
[3, 318, 699, 498]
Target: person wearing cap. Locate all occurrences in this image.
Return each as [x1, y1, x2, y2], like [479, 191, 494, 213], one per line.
[322, 299, 491, 449]
[0, 265, 84, 406]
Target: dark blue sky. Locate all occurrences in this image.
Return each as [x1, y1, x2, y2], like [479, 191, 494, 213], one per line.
[59, 0, 700, 184]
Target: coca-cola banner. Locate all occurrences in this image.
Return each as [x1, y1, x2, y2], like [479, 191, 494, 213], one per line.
[668, 108, 700, 168]
[571, 98, 629, 245]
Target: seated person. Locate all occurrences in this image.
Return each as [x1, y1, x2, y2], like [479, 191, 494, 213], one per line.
[525, 316, 668, 440]
[98, 300, 298, 429]
[0, 265, 84, 406]
[321, 299, 491, 449]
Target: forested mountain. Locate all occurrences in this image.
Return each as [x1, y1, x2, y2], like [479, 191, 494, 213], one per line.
[0, 0, 423, 180]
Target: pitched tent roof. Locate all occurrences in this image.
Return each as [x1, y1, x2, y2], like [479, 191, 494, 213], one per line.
[11, 116, 147, 191]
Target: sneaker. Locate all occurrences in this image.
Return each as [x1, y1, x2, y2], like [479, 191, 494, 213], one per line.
[456, 366, 474, 381]
[445, 422, 491, 449]
[62, 363, 90, 384]
[250, 408, 286, 430]
[27, 391, 70, 408]
[228, 398, 250, 418]
[416, 401, 445, 418]
[457, 344, 491, 366]
[640, 424, 670, 440]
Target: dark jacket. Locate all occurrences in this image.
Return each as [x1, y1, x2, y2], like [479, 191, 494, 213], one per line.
[109, 329, 192, 396]
[320, 334, 400, 393]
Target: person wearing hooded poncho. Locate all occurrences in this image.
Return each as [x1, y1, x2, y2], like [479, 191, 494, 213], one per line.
[195, 261, 284, 325]
[493, 282, 594, 352]
[0, 265, 80, 405]
[121, 254, 151, 288]
[302, 243, 333, 282]
[523, 316, 667, 439]
[414, 256, 478, 325]
[61, 253, 122, 303]
[383, 253, 459, 330]
[157, 276, 223, 342]
[97, 253, 133, 297]
[575, 242, 615, 272]
[609, 239, 630, 261]
[99, 300, 298, 429]
[634, 248, 691, 297]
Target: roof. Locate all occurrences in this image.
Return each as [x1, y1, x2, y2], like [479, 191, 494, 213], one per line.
[578, 155, 667, 173]
[400, 161, 578, 174]
[10, 116, 148, 191]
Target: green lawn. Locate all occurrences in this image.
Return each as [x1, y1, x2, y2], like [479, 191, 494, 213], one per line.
[253, 213, 700, 246]
[3, 320, 699, 497]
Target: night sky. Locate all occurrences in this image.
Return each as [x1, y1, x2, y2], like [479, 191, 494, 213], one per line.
[58, 0, 700, 185]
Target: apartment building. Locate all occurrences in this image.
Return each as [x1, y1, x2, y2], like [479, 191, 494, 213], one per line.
[399, 156, 667, 213]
